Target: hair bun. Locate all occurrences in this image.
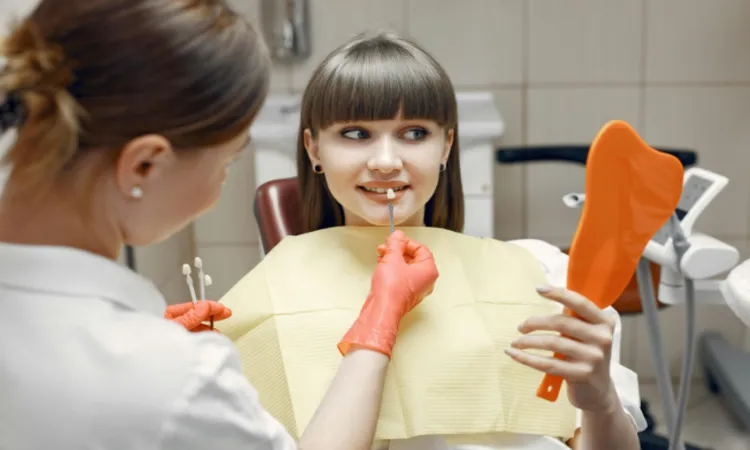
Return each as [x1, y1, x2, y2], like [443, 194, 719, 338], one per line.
[0, 91, 26, 132]
[2, 20, 74, 95]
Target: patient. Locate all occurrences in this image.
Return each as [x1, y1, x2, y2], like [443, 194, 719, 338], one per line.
[220, 32, 646, 450]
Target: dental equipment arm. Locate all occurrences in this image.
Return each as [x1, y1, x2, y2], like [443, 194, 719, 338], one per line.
[567, 166, 743, 450]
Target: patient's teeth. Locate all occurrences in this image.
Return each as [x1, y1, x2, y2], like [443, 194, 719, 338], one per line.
[362, 186, 405, 193]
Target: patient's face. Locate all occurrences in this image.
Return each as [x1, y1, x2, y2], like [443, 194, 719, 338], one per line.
[305, 115, 453, 227]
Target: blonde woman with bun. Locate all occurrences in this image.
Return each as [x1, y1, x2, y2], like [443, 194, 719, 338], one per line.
[0, 2, 437, 449]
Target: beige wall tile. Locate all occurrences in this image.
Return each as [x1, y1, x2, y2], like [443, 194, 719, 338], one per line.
[528, 0, 643, 84]
[289, 0, 406, 90]
[408, 0, 524, 87]
[492, 88, 525, 240]
[135, 225, 194, 288]
[159, 272, 192, 305]
[193, 144, 260, 245]
[643, 86, 750, 238]
[646, 0, 750, 83]
[227, 0, 292, 92]
[524, 87, 641, 243]
[0, 0, 36, 26]
[619, 315, 638, 371]
[195, 244, 262, 299]
[632, 304, 747, 380]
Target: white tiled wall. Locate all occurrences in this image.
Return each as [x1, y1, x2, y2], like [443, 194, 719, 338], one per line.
[5, 0, 750, 380]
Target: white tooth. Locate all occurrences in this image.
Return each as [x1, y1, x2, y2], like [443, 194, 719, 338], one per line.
[362, 186, 405, 193]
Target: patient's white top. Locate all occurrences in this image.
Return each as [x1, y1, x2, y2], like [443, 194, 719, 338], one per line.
[0, 240, 645, 450]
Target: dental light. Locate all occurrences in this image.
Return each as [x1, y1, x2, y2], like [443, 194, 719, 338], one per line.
[564, 166, 749, 450]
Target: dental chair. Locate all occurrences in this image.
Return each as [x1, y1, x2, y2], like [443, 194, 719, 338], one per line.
[252, 171, 707, 450]
[253, 177, 304, 254]
[253, 150, 715, 449]
[495, 145, 708, 450]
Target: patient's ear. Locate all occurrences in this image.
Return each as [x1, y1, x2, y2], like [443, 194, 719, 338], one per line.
[443, 128, 455, 161]
[303, 128, 320, 163]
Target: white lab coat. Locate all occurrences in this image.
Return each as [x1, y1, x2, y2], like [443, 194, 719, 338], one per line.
[0, 242, 296, 450]
[0, 240, 646, 450]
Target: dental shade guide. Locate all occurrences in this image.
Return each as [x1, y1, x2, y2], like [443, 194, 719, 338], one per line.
[387, 188, 395, 234]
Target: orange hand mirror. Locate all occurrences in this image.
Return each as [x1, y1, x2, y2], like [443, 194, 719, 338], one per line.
[536, 120, 684, 402]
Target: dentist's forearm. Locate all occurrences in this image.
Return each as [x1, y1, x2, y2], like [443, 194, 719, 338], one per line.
[574, 399, 639, 450]
[299, 349, 388, 450]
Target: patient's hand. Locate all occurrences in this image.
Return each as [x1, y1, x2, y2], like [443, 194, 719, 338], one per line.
[507, 285, 619, 414]
[165, 300, 233, 333]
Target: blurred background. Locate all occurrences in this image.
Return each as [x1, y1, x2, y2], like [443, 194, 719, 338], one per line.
[3, 0, 750, 448]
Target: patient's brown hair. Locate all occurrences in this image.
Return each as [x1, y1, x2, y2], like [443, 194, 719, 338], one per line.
[0, 0, 270, 197]
[296, 32, 464, 233]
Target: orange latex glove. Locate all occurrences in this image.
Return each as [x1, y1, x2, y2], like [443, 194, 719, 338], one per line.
[164, 300, 232, 333]
[338, 230, 439, 358]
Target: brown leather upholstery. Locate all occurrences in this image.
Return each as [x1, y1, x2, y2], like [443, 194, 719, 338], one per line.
[253, 177, 304, 253]
[252, 178, 667, 314]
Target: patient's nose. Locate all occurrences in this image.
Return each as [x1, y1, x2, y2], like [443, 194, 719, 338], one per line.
[368, 137, 403, 173]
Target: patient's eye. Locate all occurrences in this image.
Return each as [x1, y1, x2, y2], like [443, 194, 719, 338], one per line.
[341, 128, 370, 140]
[402, 127, 430, 141]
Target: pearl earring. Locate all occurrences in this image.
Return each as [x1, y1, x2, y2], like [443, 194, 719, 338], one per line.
[131, 186, 143, 199]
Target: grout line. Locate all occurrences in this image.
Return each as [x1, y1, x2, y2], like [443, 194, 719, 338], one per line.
[519, 0, 530, 238]
[271, 81, 750, 95]
[637, 0, 648, 137]
[402, 0, 410, 36]
[451, 81, 750, 91]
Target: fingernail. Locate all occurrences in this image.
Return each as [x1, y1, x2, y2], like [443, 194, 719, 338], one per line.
[504, 348, 518, 357]
[535, 284, 551, 293]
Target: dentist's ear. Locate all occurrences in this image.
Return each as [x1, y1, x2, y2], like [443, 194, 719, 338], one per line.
[303, 128, 320, 167]
[115, 134, 175, 198]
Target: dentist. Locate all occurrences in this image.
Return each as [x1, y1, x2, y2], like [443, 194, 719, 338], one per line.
[0, 1, 438, 449]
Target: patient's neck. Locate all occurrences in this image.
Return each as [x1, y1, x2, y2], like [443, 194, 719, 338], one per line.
[344, 208, 425, 227]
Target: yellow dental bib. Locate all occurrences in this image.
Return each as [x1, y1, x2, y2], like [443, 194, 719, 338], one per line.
[220, 226, 577, 444]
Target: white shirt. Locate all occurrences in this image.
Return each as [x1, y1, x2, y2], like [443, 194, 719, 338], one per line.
[0, 243, 296, 450]
[0, 240, 646, 450]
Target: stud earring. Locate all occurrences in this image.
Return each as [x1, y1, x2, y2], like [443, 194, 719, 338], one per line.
[439, 163, 446, 172]
[131, 186, 143, 199]
[313, 164, 323, 174]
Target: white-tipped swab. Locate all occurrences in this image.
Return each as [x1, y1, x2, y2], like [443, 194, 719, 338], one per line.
[194, 257, 206, 300]
[182, 263, 197, 304]
[202, 273, 215, 329]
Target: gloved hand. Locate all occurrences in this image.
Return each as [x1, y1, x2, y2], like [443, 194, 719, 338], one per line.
[165, 300, 232, 333]
[338, 230, 439, 358]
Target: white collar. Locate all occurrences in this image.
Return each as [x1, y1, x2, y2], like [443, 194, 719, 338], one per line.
[0, 242, 166, 316]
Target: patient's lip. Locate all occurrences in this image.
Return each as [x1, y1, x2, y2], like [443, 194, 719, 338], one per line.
[358, 181, 409, 189]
